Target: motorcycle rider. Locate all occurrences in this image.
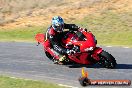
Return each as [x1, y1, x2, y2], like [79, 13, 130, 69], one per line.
[45, 16, 81, 64]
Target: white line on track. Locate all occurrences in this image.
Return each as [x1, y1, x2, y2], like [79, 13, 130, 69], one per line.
[106, 46, 130, 49]
[9, 76, 37, 81]
[123, 47, 130, 48]
[106, 46, 112, 47]
[0, 71, 79, 88]
[58, 84, 78, 88]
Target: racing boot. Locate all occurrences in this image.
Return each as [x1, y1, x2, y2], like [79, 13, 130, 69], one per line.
[53, 55, 66, 65]
[50, 49, 66, 65]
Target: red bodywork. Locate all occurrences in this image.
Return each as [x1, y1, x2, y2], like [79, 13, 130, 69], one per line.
[35, 28, 103, 65]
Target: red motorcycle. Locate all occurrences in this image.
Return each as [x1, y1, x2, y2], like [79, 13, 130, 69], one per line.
[35, 28, 117, 68]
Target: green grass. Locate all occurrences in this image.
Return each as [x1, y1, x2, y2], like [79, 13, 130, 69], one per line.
[0, 11, 132, 47]
[0, 76, 65, 88]
[0, 26, 45, 42]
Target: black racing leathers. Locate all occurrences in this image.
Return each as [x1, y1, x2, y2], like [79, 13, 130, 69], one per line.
[47, 23, 79, 54]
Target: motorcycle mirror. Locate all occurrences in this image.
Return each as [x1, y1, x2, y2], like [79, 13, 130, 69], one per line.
[84, 28, 87, 32]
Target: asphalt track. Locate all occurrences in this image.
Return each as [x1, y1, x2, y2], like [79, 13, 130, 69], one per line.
[0, 42, 132, 88]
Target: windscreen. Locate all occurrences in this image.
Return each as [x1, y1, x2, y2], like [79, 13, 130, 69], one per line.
[74, 31, 86, 41]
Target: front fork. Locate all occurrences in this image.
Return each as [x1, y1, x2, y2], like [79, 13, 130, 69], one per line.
[91, 47, 102, 61]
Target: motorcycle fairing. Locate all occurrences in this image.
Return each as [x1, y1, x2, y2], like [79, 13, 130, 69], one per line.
[68, 53, 92, 64]
[91, 47, 102, 61]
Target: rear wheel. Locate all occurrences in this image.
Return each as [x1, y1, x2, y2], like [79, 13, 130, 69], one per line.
[45, 51, 53, 60]
[98, 50, 117, 68]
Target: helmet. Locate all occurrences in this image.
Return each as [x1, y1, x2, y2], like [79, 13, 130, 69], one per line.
[51, 16, 64, 32]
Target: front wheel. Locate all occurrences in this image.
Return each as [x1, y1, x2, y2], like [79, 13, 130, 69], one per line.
[98, 50, 117, 69]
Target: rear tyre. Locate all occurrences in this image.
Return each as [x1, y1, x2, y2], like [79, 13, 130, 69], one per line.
[98, 50, 117, 69]
[45, 51, 53, 60]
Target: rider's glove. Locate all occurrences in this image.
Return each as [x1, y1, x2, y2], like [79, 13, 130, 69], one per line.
[70, 24, 80, 30]
[78, 27, 88, 32]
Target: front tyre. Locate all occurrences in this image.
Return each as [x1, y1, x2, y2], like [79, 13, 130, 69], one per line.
[98, 50, 117, 69]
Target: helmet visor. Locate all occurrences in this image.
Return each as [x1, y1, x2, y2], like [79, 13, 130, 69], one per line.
[54, 24, 64, 32]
